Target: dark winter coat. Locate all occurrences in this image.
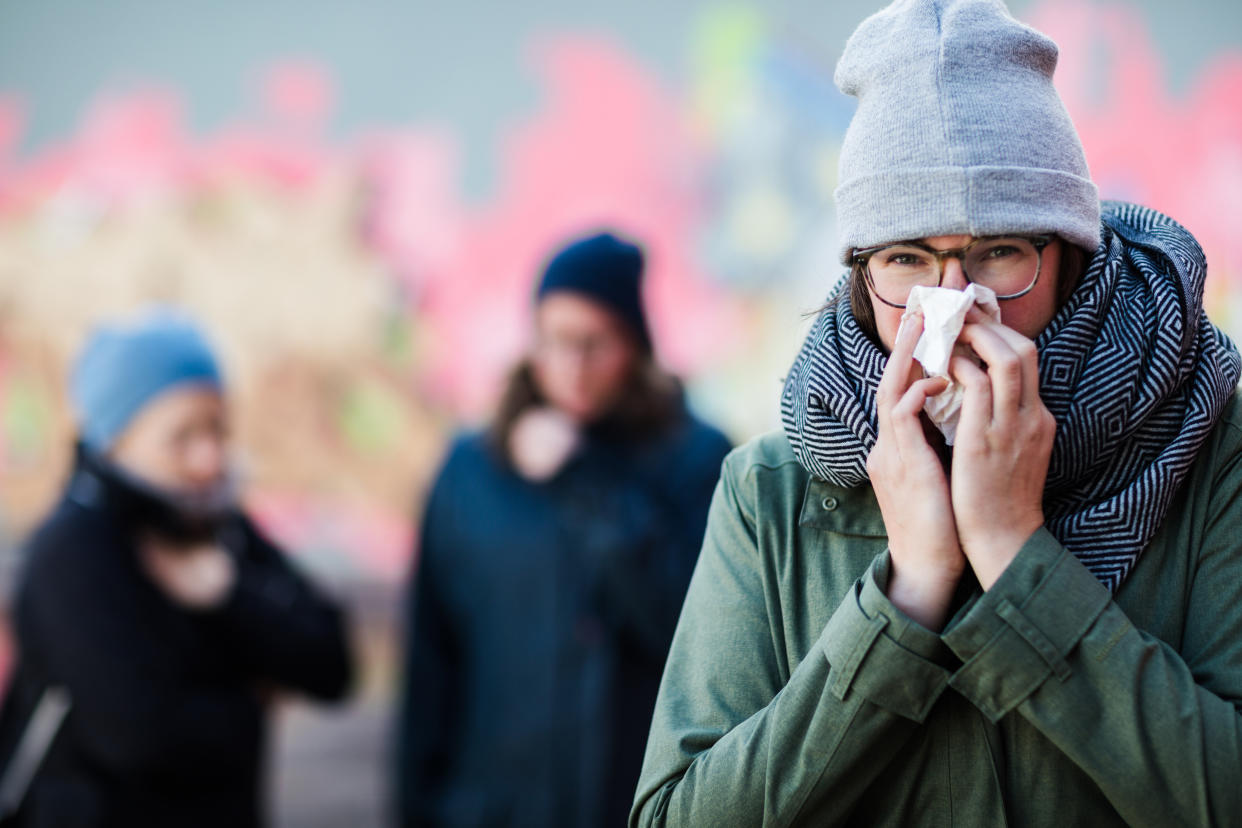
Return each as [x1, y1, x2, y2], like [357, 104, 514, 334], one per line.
[396, 405, 730, 827]
[0, 450, 353, 828]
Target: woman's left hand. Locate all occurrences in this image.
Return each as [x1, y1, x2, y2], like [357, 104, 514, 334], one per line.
[948, 311, 1056, 589]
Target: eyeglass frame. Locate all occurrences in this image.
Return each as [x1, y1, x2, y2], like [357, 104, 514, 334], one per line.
[852, 234, 1053, 309]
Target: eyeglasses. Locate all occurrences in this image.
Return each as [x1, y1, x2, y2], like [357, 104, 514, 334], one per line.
[852, 235, 1052, 309]
[534, 332, 628, 362]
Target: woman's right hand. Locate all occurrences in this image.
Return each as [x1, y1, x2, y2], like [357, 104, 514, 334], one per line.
[867, 312, 966, 630]
[509, 406, 581, 482]
[140, 536, 237, 610]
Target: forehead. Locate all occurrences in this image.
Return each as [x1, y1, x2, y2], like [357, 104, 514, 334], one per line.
[859, 234, 983, 255]
[919, 234, 975, 249]
[135, 386, 225, 428]
[536, 292, 626, 335]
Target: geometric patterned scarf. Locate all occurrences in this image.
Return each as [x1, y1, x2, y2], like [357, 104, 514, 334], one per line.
[780, 202, 1241, 592]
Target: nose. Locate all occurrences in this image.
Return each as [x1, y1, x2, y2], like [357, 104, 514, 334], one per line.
[559, 347, 590, 383]
[941, 256, 969, 291]
[185, 434, 226, 488]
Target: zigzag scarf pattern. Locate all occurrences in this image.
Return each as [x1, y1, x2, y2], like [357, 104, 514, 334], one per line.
[780, 202, 1241, 591]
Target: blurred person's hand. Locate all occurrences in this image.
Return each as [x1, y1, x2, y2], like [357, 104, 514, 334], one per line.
[509, 407, 581, 482]
[140, 537, 237, 609]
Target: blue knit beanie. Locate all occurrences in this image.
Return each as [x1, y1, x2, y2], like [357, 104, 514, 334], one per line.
[536, 232, 651, 352]
[70, 307, 224, 451]
[833, 0, 1101, 264]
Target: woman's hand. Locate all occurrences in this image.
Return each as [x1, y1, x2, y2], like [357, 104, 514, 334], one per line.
[869, 312, 966, 630]
[949, 312, 1055, 589]
[140, 537, 237, 610]
[509, 406, 581, 482]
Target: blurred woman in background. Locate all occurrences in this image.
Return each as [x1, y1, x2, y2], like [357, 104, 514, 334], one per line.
[0, 308, 353, 828]
[396, 231, 730, 827]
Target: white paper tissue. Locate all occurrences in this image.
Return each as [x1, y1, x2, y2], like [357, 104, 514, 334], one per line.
[901, 283, 1001, 445]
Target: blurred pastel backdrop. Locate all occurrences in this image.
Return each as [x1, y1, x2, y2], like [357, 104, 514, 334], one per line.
[1, 1, 1239, 824]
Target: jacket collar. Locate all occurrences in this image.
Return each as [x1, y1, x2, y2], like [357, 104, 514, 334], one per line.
[798, 476, 888, 538]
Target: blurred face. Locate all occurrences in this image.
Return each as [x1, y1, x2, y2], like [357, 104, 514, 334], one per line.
[531, 292, 640, 424]
[870, 234, 1063, 351]
[109, 385, 230, 494]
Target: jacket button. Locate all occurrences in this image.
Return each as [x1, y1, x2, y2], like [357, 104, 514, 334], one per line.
[821, 496, 838, 511]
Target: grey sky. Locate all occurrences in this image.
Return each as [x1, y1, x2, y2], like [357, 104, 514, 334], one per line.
[1, 0, 1238, 193]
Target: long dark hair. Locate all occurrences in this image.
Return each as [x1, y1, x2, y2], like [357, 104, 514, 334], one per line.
[490, 356, 683, 462]
[846, 238, 1089, 346]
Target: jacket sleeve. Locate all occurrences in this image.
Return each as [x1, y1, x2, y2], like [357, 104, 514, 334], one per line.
[940, 449, 1242, 825]
[15, 519, 262, 782]
[395, 457, 465, 828]
[588, 428, 732, 665]
[630, 453, 956, 827]
[209, 516, 354, 701]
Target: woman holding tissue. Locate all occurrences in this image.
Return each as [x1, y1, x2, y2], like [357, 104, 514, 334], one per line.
[632, 1, 1242, 826]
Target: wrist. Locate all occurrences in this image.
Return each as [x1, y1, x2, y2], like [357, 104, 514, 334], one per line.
[885, 560, 961, 631]
[962, 521, 1042, 590]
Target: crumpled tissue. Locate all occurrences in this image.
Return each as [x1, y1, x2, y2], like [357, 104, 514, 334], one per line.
[901, 283, 1000, 445]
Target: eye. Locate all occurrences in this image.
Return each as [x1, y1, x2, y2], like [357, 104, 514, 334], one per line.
[879, 249, 930, 268]
[981, 243, 1022, 260]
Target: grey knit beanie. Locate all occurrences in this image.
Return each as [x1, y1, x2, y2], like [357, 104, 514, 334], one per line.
[834, 0, 1100, 264]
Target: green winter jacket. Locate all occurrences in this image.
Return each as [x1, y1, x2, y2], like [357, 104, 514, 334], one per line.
[631, 389, 1242, 828]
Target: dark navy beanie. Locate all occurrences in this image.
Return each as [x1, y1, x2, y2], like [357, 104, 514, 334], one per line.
[70, 307, 224, 451]
[536, 231, 651, 352]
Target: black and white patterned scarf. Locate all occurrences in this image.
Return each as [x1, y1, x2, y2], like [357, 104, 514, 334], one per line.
[780, 202, 1242, 591]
